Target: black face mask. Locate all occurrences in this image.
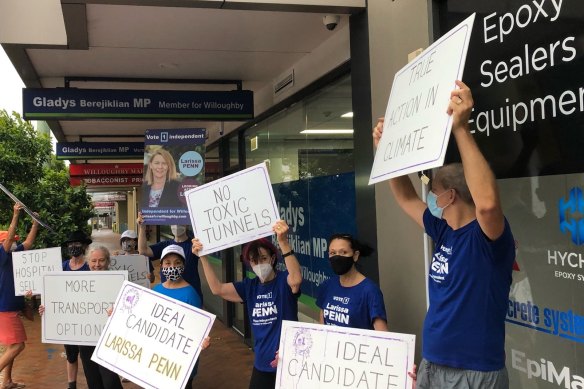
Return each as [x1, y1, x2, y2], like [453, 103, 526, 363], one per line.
[68, 245, 84, 257]
[329, 255, 354, 275]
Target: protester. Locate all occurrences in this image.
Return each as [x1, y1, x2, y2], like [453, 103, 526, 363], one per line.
[0, 203, 39, 389]
[114, 229, 154, 283]
[61, 230, 92, 389]
[373, 80, 515, 388]
[317, 233, 388, 330]
[137, 213, 202, 300]
[153, 244, 209, 388]
[39, 246, 123, 389]
[192, 220, 301, 389]
[140, 148, 182, 208]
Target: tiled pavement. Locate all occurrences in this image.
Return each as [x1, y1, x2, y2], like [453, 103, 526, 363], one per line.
[1, 229, 254, 389]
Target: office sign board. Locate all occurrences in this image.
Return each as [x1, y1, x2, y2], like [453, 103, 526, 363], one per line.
[56, 142, 144, 160]
[69, 176, 143, 187]
[69, 163, 144, 177]
[23, 88, 254, 120]
[440, 0, 584, 179]
[369, 13, 475, 183]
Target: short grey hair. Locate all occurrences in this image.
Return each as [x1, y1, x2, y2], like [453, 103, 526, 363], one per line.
[87, 245, 111, 264]
[434, 163, 474, 205]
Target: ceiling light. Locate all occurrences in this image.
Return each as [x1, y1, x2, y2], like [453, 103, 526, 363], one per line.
[300, 129, 354, 135]
[341, 112, 353, 118]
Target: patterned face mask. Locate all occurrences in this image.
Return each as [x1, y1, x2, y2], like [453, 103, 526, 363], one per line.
[121, 240, 137, 252]
[68, 244, 85, 258]
[161, 265, 185, 281]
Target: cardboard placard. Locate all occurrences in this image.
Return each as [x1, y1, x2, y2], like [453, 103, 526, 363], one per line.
[92, 281, 215, 389]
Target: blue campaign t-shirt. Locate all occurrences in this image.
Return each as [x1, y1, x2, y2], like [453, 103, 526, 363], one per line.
[62, 259, 90, 271]
[153, 283, 202, 309]
[234, 271, 299, 372]
[316, 276, 387, 330]
[0, 244, 25, 312]
[150, 240, 202, 302]
[423, 209, 515, 371]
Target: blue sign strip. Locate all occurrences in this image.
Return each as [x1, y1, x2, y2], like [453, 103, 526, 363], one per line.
[56, 142, 145, 160]
[23, 88, 254, 120]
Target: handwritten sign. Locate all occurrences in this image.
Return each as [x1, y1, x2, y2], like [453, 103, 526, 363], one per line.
[110, 255, 150, 288]
[276, 321, 415, 389]
[92, 281, 215, 389]
[185, 163, 279, 256]
[369, 13, 476, 184]
[12, 247, 62, 295]
[41, 271, 128, 346]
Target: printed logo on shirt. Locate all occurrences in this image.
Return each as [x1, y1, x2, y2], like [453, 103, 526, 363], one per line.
[430, 244, 451, 283]
[333, 296, 350, 304]
[251, 291, 278, 326]
[323, 303, 349, 325]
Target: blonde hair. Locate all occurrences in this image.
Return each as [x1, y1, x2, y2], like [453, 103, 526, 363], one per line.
[145, 148, 178, 185]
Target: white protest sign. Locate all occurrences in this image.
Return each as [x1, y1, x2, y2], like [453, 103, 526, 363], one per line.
[369, 13, 476, 184]
[276, 320, 415, 389]
[92, 281, 216, 389]
[42, 271, 128, 346]
[185, 163, 279, 256]
[110, 255, 150, 288]
[12, 247, 62, 295]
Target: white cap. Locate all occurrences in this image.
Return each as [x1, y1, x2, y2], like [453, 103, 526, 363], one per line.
[120, 230, 138, 240]
[161, 244, 186, 261]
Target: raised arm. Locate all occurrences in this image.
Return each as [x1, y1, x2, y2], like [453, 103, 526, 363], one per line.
[373, 119, 426, 228]
[137, 212, 154, 257]
[3, 203, 22, 252]
[448, 81, 504, 240]
[21, 214, 39, 250]
[273, 220, 301, 294]
[192, 239, 242, 303]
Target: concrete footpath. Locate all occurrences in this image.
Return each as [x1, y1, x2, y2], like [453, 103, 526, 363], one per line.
[1, 229, 254, 389]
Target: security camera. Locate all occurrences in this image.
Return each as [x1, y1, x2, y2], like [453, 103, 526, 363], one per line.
[323, 15, 340, 31]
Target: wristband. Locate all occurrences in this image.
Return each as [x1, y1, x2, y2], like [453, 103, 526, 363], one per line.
[282, 250, 295, 258]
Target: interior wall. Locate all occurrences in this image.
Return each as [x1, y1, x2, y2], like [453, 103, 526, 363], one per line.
[367, 0, 432, 360]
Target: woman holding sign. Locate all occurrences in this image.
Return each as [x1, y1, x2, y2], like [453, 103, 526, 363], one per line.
[317, 234, 388, 331]
[192, 220, 302, 389]
[39, 246, 123, 389]
[61, 230, 92, 389]
[0, 203, 39, 389]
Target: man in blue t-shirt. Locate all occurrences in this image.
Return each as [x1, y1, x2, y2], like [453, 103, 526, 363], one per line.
[0, 203, 39, 389]
[373, 81, 515, 389]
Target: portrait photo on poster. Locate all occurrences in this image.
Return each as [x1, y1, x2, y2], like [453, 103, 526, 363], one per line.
[139, 128, 206, 225]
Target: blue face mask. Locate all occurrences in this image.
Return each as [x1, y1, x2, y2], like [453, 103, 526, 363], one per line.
[427, 190, 451, 219]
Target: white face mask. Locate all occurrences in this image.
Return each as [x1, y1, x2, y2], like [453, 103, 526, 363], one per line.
[171, 225, 186, 237]
[252, 263, 273, 282]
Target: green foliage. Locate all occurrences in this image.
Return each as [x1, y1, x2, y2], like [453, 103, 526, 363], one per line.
[0, 110, 95, 250]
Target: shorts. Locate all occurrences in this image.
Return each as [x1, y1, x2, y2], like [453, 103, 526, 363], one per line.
[416, 358, 509, 389]
[64, 344, 80, 363]
[0, 311, 27, 345]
